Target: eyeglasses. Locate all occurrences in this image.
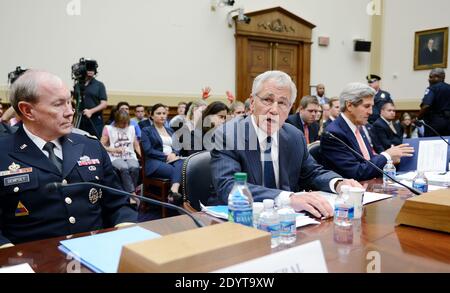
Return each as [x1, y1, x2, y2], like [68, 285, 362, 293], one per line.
[255, 94, 291, 111]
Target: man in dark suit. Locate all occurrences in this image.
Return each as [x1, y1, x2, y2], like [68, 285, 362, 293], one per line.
[323, 97, 340, 129]
[366, 74, 393, 124]
[370, 102, 403, 153]
[286, 95, 320, 144]
[419, 38, 442, 65]
[211, 70, 362, 218]
[0, 70, 137, 248]
[321, 82, 414, 181]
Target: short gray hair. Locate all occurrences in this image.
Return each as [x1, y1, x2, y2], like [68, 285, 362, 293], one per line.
[9, 70, 62, 115]
[251, 70, 297, 105]
[339, 82, 376, 112]
[430, 68, 445, 79]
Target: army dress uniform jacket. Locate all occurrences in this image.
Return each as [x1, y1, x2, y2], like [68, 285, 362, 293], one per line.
[0, 126, 137, 245]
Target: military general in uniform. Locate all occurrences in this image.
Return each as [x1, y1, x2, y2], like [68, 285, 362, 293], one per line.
[0, 70, 137, 248]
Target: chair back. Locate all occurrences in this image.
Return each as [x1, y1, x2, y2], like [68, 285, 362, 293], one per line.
[182, 151, 218, 211]
[308, 141, 322, 164]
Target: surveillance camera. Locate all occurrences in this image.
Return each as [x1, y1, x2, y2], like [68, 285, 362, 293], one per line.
[238, 8, 251, 24]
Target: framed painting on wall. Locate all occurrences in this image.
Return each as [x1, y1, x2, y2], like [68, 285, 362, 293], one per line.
[414, 27, 448, 70]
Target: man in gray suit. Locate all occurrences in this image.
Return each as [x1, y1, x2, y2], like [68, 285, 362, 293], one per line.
[211, 70, 362, 218]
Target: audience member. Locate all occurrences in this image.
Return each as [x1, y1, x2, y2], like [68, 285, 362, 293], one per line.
[315, 83, 329, 105]
[229, 101, 245, 117]
[400, 112, 419, 139]
[101, 110, 141, 195]
[324, 97, 340, 129]
[286, 95, 320, 144]
[113, 102, 142, 140]
[141, 104, 184, 204]
[131, 104, 147, 124]
[370, 102, 403, 153]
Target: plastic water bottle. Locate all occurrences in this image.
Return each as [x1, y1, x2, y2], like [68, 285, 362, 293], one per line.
[412, 171, 428, 193]
[252, 202, 264, 228]
[383, 159, 396, 186]
[334, 185, 354, 227]
[228, 172, 253, 227]
[277, 197, 297, 244]
[258, 199, 281, 248]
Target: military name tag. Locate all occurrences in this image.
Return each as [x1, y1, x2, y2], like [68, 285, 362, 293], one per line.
[0, 167, 33, 177]
[4, 174, 30, 186]
[77, 159, 100, 166]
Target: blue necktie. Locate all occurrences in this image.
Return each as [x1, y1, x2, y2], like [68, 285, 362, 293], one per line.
[263, 136, 276, 189]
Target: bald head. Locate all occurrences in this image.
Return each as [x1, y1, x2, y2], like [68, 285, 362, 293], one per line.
[9, 70, 68, 116]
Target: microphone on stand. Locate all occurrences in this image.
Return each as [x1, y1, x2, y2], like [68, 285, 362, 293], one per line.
[323, 131, 422, 195]
[415, 120, 450, 147]
[45, 182, 206, 228]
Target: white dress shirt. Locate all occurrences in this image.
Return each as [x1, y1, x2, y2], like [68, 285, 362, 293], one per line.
[341, 113, 391, 160]
[250, 116, 340, 205]
[23, 124, 63, 160]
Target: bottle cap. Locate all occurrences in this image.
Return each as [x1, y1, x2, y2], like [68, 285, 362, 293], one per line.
[262, 199, 274, 209]
[253, 202, 264, 213]
[340, 185, 351, 194]
[234, 172, 247, 181]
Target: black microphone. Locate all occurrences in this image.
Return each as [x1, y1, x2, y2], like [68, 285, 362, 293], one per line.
[323, 131, 422, 195]
[415, 120, 450, 147]
[45, 182, 206, 228]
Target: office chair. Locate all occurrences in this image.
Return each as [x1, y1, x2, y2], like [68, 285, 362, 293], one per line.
[181, 151, 218, 212]
[308, 140, 322, 165]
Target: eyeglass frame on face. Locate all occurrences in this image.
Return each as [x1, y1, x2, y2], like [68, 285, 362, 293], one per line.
[254, 93, 291, 111]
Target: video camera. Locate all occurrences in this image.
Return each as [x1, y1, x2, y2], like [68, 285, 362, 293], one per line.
[7, 66, 28, 85]
[71, 58, 98, 82]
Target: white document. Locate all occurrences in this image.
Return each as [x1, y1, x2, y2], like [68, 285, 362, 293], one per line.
[392, 180, 447, 191]
[0, 263, 35, 273]
[319, 191, 392, 208]
[212, 240, 328, 273]
[296, 214, 320, 227]
[417, 140, 448, 172]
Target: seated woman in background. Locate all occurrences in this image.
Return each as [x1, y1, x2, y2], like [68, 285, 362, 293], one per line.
[141, 103, 184, 203]
[173, 100, 207, 156]
[400, 112, 419, 139]
[189, 101, 229, 155]
[101, 110, 141, 195]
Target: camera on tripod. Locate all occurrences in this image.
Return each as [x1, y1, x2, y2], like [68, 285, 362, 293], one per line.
[7, 66, 28, 85]
[71, 58, 98, 82]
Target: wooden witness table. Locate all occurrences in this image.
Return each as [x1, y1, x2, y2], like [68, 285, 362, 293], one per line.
[0, 179, 449, 273]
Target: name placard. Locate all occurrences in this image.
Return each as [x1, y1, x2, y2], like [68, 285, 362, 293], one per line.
[212, 240, 328, 273]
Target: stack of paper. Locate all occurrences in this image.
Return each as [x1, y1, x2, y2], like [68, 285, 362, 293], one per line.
[200, 203, 228, 219]
[59, 226, 161, 273]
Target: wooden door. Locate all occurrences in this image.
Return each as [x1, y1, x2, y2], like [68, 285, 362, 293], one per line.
[272, 42, 298, 90]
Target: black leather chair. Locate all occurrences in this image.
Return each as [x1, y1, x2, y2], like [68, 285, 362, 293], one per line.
[181, 151, 218, 211]
[308, 141, 322, 165]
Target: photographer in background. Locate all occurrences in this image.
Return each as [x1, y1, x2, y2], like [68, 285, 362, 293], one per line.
[75, 59, 108, 139]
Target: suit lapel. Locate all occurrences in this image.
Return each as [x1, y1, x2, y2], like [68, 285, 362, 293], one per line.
[337, 117, 366, 157]
[242, 116, 262, 185]
[278, 127, 291, 190]
[9, 126, 60, 175]
[61, 135, 85, 178]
